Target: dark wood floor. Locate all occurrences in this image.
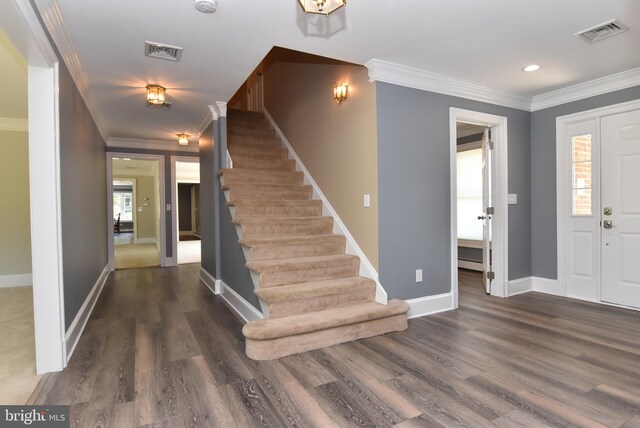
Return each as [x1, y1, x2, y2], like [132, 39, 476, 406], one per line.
[30, 266, 640, 427]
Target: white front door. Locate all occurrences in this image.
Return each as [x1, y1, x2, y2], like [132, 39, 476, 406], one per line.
[601, 109, 640, 308]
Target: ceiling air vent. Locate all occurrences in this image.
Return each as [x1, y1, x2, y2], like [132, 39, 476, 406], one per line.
[144, 41, 183, 62]
[575, 19, 628, 44]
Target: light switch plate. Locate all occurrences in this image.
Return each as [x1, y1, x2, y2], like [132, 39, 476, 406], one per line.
[508, 194, 518, 204]
[166, 204, 172, 211]
[364, 194, 370, 208]
[416, 269, 423, 283]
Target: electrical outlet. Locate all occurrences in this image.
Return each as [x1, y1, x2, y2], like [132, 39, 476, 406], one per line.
[416, 269, 423, 283]
[364, 194, 370, 208]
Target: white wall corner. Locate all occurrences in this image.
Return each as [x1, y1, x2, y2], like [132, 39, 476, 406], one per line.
[0, 274, 33, 288]
[215, 101, 227, 117]
[64, 264, 110, 362]
[365, 58, 532, 112]
[219, 280, 263, 323]
[531, 67, 640, 111]
[33, 0, 110, 140]
[507, 277, 533, 296]
[405, 292, 454, 319]
[262, 107, 388, 305]
[0, 117, 28, 132]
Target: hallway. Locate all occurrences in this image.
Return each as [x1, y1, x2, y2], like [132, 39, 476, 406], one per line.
[30, 265, 640, 427]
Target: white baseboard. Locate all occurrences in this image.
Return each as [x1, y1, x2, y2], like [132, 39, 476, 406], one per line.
[532, 276, 564, 296]
[507, 277, 533, 296]
[0, 273, 32, 288]
[458, 260, 483, 271]
[137, 237, 157, 245]
[219, 280, 263, 323]
[199, 267, 219, 294]
[405, 292, 454, 319]
[64, 264, 110, 363]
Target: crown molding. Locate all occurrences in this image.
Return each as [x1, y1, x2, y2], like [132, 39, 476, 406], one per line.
[194, 109, 212, 137]
[531, 67, 640, 111]
[215, 101, 227, 117]
[106, 137, 198, 153]
[208, 104, 220, 121]
[365, 58, 532, 112]
[0, 117, 28, 132]
[34, 0, 110, 140]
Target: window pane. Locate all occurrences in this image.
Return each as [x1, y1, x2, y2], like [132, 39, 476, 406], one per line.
[572, 162, 592, 189]
[572, 134, 591, 162]
[573, 188, 592, 216]
[457, 148, 483, 240]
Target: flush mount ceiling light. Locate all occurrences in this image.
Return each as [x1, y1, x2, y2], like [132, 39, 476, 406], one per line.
[177, 133, 190, 145]
[298, 0, 346, 15]
[333, 81, 348, 104]
[523, 64, 541, 72]
[194, 0, 217, 13]
[146, 84, 172, 109]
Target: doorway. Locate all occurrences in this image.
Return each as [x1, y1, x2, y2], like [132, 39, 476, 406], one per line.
[450, 108, 509, 306]
[172, 158, 201, 265]
[557, 100, 640, 309]
[107, 154, 166, 270]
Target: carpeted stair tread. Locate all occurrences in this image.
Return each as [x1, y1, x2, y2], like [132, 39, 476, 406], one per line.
[255, 276, 375, 303]
[231, 156, 296, 171]
[235, 216, 334, 239]
[228, 135, 282, 148]
[240, 234, 345, 260]
[243, 299, 409, 340]
[233, 216, 331, 226]
[246, 254, 358, 274]
[222, 182, 312, 192]
[227, 200, 323, 218]
[240, 234, 342, 248]
[224, 184, 312, 201]
[219, 168, 303, 186]
[228, 145, 289, 160]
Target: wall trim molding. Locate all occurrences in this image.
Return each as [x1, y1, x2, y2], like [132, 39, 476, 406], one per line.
[263, 108, 388, 305]
[64, 264, 109, 363]
[0, 117, 28, 132]
[136, 237, 157, 245]
[194, 109, 213, 138]
[531, 67, 640, 111]
[219, 280, 263, 323]
[532, 276, 565, 296]
[405, 292, 454, 319]
[34, 0, 109, 140]
[0, 273, 32, 288]
[106, 137, 198, 153]
[199, 267, 218, 294]
[507, 277, 533, 296]
[366, 58, 532, 111]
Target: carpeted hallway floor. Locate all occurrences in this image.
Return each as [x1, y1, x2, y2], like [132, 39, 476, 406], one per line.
[115, 244, 160, 270]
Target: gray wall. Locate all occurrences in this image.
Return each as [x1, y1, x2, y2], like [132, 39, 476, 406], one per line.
[199, 122, 216, 277]
[376, 82, 531, 300]
[59, 61, 108, 330]
[531, 85, 640, 279]
[105, 147, 195, 259]
[178, 184, 193, 231]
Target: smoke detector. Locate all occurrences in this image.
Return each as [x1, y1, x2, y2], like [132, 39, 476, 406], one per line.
[194, 0, 217, 13]
[575, 19, 628, 44]
[144, 41, 183, 62]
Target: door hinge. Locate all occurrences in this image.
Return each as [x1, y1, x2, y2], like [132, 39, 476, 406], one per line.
[488, 140, 494, 150]
[486, 271, 495, 280]
[486, 206, 495, 215]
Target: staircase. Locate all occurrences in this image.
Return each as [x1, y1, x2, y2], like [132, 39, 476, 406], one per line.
[219, 109, 409, 360]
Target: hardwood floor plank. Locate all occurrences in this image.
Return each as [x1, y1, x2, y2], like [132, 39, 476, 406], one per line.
[224, 379, 287, 428]
[159, 301, 202, 361]
[278, 352, 336, 389]
[309, 381, 380, 428]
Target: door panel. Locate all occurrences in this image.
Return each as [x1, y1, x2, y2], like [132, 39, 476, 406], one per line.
[481, 128, 492, 293]
[601, 110, 640, 308]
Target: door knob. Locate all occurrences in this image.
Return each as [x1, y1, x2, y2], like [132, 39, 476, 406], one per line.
[603, 220, 613, 229]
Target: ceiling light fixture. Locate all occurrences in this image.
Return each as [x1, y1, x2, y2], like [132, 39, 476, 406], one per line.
[146, 84, 167, 107]
[177, 133, 190, 146]
[194, 0, 217, 13]
[523, 64, 541, 72]
[298, 0, 346, 15]
[333, 81, 348, 104]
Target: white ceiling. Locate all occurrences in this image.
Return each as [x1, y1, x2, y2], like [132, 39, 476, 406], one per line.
[113, 158, 158, 177]
[0, 30, 27, 120]
[50, 0, 640, 142]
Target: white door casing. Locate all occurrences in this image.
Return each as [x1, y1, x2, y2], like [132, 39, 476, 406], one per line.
[601, 109, 640, 308]
[481, 128, 493, 293]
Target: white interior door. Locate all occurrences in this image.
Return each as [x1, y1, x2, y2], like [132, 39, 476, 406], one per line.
[481, 128, 493, 293]
[601, 109, 640, 308]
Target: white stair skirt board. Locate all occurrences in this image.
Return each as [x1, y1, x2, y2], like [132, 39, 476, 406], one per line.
[0, 274, 33, 288]
[219, 281, 264, 323]
[263, 108, 388, 305]
[507, 277, 534, 296]
[405, 292, 454, 319]
[64, 265, 110, 362]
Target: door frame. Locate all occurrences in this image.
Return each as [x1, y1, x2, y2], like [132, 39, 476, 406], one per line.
[170, 156, 200, 264]
[107, 153, 167, 270]
[450, 108, 509, 307]
[556, 98, 640, 304]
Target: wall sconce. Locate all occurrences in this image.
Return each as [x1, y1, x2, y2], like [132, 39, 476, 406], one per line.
[177, 133, 190, 145]
[146, 84, 167, 106]
[333, 81, 348, 104]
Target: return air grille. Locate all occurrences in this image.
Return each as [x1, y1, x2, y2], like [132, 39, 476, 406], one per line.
[575, 19, 627, 44]
[144, 41, 183, 61]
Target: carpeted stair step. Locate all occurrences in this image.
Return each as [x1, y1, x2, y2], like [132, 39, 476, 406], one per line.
[231, 156, 296, 171]
[230, 200, 323, 219]
[240, 234, 346, 261]
[229, 126, 275, 139]
[228, 145, 289, 161]
[224, 183, 312, 201]
[228, 109, 265, 120]
[254, 276, 376, 318]
[228, 135, 282, 149]
[219, 168, 304, 186]
[246, 254, 359, 287]
[235, 216, 333, 239]
[242, 300, 410, 360]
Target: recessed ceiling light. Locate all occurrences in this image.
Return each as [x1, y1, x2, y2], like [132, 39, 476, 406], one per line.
[523, 64, 541, 72]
